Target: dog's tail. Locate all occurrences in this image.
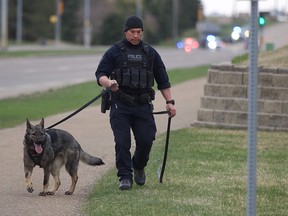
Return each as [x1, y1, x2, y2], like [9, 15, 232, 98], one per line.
[80, 150, 105, 166]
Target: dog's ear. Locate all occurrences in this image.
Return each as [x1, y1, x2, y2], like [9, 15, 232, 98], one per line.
[26, 119, 32, 129]
[39, 118, 44, 128]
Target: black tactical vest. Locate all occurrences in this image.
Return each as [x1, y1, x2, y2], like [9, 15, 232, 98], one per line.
[111, 41, 154, 90]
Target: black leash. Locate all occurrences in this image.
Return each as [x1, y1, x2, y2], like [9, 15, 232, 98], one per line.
[46, 88, 172, 182]
[158, 116, 172, 183]
[46, 88, 168, 129]
[46, 90, 107, 129]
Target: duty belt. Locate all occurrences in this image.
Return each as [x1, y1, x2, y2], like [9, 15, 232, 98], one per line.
[112, 89, 153, 106]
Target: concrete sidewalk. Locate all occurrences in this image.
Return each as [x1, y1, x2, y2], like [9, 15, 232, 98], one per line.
[0, 77, 206, 216]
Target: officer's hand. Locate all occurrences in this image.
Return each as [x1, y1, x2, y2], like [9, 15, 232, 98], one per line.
[166, 104, 176, 117]
[109, 80, 119, 92]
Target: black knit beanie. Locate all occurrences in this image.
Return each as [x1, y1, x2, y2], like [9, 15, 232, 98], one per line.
[124, 15, 143, 32]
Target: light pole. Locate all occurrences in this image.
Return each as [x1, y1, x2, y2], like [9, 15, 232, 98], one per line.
[136, 0, 142, 18]
[0, 0, 8, 50]
[83, 0, 91, 48]
[55, 0, 63, 45]
[16, 0, 23, 44]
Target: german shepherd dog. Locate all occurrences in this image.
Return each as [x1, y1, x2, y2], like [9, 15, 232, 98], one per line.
[23, 118, 104, 196]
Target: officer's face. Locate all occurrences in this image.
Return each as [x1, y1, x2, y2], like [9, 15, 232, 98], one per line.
[125, 28, 143, 45]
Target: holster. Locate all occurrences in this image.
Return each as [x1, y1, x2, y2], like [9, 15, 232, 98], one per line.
[101, 90, 111, 113]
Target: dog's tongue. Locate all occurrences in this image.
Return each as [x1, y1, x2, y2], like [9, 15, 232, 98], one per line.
[34, 144, 43, 154]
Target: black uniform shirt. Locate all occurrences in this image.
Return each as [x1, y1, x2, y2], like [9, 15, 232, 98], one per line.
[95, 39, 171, 91]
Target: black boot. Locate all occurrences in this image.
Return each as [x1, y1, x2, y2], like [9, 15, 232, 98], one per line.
[133, 169, 146, 186]
[119, 179, 132, 190]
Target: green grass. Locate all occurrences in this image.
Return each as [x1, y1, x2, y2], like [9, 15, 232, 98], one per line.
[232, 53, 249, 65]
[167, 65, 209, 85]
[0, 82, 102, 128]
[0, 65, 209, 129]
[231, 45, 288, 68]
[85, 127, 288, 216]
[0, 48, 104, 58]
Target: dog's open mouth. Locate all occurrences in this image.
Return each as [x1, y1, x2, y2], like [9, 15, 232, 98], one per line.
[34, 143, 43, 154]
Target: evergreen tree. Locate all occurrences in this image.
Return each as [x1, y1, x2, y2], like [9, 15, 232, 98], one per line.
[8, 0, 54, 42]
[8, 0, 201, 45]
[62, 0, 81, 43]
[94, 0, 138, 44]
[22, 0, 54, 41]
[95, 13, 125, 44]
[144, 0, 200, 43]
[8, 0, 80, 43]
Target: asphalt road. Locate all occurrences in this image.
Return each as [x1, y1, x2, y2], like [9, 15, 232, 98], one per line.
[0, 20, 288, 99]
[1, 21, 288, 100]
[0, 45, 244, 99]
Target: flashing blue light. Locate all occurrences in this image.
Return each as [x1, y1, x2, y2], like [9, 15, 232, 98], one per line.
[176, 41, 184, 49]
[233, 26, 242, 34]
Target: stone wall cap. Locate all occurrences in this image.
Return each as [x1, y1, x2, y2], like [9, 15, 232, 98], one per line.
[277, 67, 288, 74]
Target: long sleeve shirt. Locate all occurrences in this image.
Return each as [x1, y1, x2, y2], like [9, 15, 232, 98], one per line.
[95, 39, 171, 91]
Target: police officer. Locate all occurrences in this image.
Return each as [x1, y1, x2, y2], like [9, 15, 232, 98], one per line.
[95, 15, 176, 190]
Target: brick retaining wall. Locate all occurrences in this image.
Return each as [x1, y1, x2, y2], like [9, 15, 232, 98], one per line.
[195, 64, 288, 131]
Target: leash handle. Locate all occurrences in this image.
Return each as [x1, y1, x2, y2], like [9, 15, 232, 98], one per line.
[46, 90, 107, 129]
[153, 110, 169, 115]
[159, 116, 172, 183]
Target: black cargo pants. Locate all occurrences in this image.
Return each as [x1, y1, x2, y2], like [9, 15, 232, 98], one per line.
[109, 100, 157, 182]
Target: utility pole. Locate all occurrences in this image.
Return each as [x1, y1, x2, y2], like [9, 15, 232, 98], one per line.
[136, 0, 142, 18]
[83, 0, 91, 48]
[0, 0, 8, 50]
[232, 0, 237, 19]
[16, 0, 22, 44]
[55, 0, 63, 45]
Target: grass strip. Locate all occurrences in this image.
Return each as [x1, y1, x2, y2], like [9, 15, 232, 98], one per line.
[0, 65, 209, 129]
[0, 48, 104, 58]
[85, 127, 288, 216]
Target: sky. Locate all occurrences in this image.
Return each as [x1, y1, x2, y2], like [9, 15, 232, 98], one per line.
[201, 0, 288, 16]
